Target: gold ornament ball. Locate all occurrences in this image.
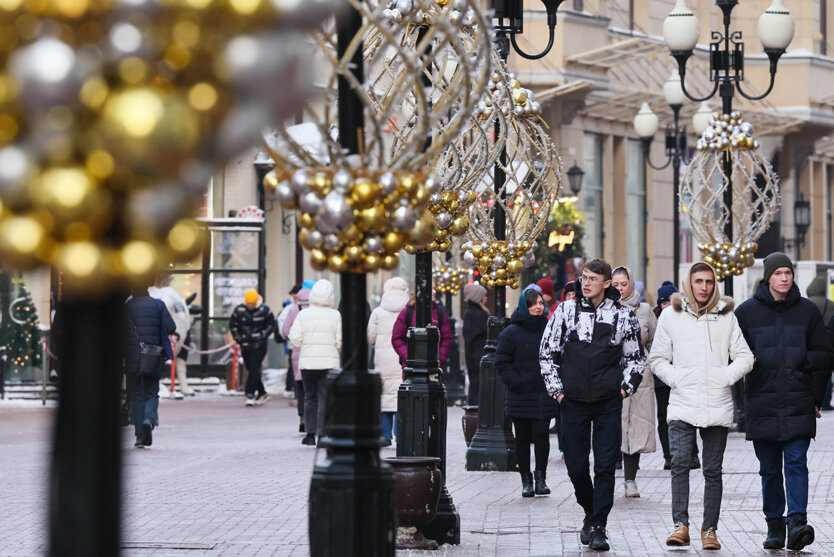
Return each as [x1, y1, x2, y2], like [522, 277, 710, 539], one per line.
[310, 172, 332, 198]
[382, 253, 400, 271]
[310, 248, 328, 270]
[339, 224, 363, 246]
[262, 169, 281, 194]
[382, 230, 407, 253]
[350, 177, 380, 209]
[448, 215, 469, 236]
[471, 245, 483, 258]
[398, 174, 418, 195]
[365, 253, 381, 271]
[298, 212, 315, 229]
[167, 219, 203, 259]
[345, 245, 364, 263]
[507, 259, 523, 274]
[328, 253, 348, 272]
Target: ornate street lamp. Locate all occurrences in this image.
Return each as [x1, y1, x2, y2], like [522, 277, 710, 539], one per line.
[492, 0, 569, 59]
[632, 70, 692, 286]
[567, 162, 585, 196]
[662, 0, 795, 295]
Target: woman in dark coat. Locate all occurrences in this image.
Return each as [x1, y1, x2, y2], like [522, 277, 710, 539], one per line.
[497, 288, 559, 497]
[462, 283, 489, 405]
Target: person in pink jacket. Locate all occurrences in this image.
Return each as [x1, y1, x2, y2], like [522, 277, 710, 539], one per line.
[391, 291, 453, 369]
[282, 280, 314, 433]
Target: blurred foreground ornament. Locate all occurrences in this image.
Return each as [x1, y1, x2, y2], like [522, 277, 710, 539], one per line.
[681, 111, 780, 281]
[0, 0, 337, 292]
[432, 263, 469, 295]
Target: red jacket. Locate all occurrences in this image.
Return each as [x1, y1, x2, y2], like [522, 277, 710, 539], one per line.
[391, 302, 453, 367]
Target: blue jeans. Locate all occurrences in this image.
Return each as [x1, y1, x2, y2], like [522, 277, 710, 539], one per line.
[753, 437, 811, 519]
[381, 412, 396, 440]
[560, 395, 622, 527]
[126, 374, 159, 439]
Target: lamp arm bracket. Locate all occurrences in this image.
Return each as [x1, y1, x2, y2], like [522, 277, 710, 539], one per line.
[646, 154, 673, 171]
[510, 25, 555, 60]
[680, 74, 720, 103]
[735, 70, 777, 101]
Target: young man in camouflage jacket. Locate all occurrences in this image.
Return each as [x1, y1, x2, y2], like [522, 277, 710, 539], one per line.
[539, 259, 646, 552]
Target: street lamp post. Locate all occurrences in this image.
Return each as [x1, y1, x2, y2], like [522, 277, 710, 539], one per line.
[662, 0, 795, 296]
[632, 70, 690, 287]
[465, 0, 568, 472]
[794, 193, 811, 261]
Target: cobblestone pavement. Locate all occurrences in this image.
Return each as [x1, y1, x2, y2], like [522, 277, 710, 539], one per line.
[2, 393, 834, 556]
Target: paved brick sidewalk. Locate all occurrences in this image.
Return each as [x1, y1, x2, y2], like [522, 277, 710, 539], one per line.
[2, 394, 834, 555]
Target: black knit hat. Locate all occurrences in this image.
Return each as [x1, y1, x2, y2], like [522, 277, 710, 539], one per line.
[763, 252, 794, 283]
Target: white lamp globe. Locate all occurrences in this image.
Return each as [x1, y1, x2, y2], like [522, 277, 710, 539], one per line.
[663, 0, 700, 53]
[663, 70, 686, 106]
[692, 102, 712, 135]
[758, 0, 795, 51]
[633, 103, 659, 138]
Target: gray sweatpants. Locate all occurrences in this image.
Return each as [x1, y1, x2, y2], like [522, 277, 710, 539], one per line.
[668, 420, 728, 531]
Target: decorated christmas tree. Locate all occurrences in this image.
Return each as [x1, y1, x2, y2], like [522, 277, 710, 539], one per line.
[8, 281, 41, 375]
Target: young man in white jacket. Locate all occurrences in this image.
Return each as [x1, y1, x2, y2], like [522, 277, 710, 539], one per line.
[649, 261, 754, 550]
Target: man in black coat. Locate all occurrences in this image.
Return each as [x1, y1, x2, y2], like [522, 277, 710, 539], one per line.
[125, 288, 176, 448]
[735, 253, 833, 551]
[229, 289, 275, 406]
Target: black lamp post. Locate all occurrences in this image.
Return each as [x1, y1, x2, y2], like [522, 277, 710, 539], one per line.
[794, 192, 811, 261]
[662, 0, 795, 296]
[465, 0, 568, 472]
[632, 70, 692, 287]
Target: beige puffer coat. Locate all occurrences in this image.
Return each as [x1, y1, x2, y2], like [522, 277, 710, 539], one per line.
[648, 262, 754, 428]
[367, 278, 410, 412]
[289, 279, 342, 371]
[615, 267, 658, 455]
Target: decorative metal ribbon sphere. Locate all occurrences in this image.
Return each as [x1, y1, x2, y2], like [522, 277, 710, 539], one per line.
[264, 0, 492, 271]
[0, 0, 335, 291]
[462, 58, 562, 289]
[681, 111, 780, 280]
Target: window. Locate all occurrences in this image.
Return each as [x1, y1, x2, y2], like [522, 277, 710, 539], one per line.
[626, 139, 647, 280]
[583, 133, 604, 259]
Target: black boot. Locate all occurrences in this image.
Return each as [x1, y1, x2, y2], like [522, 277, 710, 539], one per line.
[534, 470, 550, 495]
[763, 517, 785, 549]
[520, 472, 534, 498]
[786, 514, 814, 551]
[589, 525, 610, 551]
[580, 515, 592, 546]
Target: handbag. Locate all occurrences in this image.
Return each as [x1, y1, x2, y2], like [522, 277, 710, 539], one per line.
[127, 310, 165, 377]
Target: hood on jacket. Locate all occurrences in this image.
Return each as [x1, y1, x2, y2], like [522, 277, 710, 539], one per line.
[510, 307, 547, 331]
[807, 276, 826, 298]
[753, 278, 801, 308]
[612, 266, 639, 310]
[559, 281, 575, 302]
[381, 277, 410, 313]
[676, 261, 723, 316]
[309, 279, 335, 308]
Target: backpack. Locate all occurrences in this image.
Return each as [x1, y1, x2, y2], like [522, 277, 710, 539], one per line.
[274, 303, 292, 342]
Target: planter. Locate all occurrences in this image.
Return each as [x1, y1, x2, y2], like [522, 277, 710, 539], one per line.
[462, 405, 478, 446]
[382, 456, 442, 550]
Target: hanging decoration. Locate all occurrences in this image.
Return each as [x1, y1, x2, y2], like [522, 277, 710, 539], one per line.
[681, 111, 780, 280]
[461, 59, 561, 289]
[264, 0, 493, 271]
[0, 0, 336, 292]
[432, 264, 469, 295]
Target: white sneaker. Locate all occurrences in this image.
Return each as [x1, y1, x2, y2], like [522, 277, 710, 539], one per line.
[624, 480, 640, 498]
[245, 397, 255, 406]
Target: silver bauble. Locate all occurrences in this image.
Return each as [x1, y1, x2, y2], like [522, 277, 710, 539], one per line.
[492, 255, 506, 269]
[396, 0, 413, 15]
[458, 190, 470, 205]
[392, 205, 418, 231]
[0, 146, 32, 205]
[463, 251, 476, 267]
[317, 191, 351, 233]
[364, 236, 383, 253]
[274, 182, 295, 206]
[332, 169, 353, 193]
[323, 233, 341, 250]
[10, 37, 84, 108]
[430, 193, 443, 206]
[307, 230, 324, 248]
[435, 213, 452, 229]
[299, 191, 323, 214]
[425, 173, 441, 194]
[379, 172, 397, 196]
[291, 170, 310, 194]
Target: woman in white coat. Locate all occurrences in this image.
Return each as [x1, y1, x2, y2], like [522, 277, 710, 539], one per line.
[289, 279, 342, 446]
[612, 266, 657, 498]
[367, 277, 410, 446]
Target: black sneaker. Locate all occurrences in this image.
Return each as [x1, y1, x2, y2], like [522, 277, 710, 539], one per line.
[589, 526, 610, 551]
[134, 437, 145, 448]
[580, 516, 592, 545]
[299, 421, 305, 433]
[663, 458, 672, 470]
[301, 433, 316, 446]
[142, 420, 153, 447]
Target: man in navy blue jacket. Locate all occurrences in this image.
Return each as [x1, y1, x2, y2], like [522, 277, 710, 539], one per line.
[125, 288, 176, 448]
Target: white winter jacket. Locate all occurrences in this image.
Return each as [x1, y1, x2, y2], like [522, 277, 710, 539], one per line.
[367, 278, 410, 413]
[289, 280, 342, 371]
[648, 293, 754, 428]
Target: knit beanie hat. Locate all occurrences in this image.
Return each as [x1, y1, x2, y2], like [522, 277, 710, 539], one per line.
[656, 280, 678, 304]
[463, 283, 487, 303]
[536, 277, 554, 299]
[763, 252, 794, 283]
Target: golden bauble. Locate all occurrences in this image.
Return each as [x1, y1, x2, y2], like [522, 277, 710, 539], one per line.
[426, 241, 439, 252]
[520, 241, 533, 252]
[297, 212, 315, 229]
[167, 218, 203, 259]
[382, 230, 407, 253]
[356, 206, 386, 234]
[446, 199, 460, 213]
[364, 253, 381, 271]
[448, 215, 469, 236]
[507, 259, 523, 274]
[338, 224, 363, 246]
[440, 192, 454, 206]
[512, 89, 527, 106]
[350, 177, 379, 209]
[409, 213, 439, 248]
[471, 245, 483, 258]
[310, 248, 328, 270]
[398, 174, 418, 195]
[328, 253, 348, 272]
[0, 215, 46, 263]
[404, 245, 417, 255]
[382, 253, 399, 271]
[345, 245, 364, 263]
[262, 169, 281, 193]
[437, 239, 451, 252]
[310, 172, 332, 197]
[55, 241, 104, 284]
[495, 268, 507, 279]
[510, 279, 519, 290]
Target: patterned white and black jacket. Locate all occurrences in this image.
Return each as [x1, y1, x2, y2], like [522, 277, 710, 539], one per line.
[538, 284, 646, 403]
